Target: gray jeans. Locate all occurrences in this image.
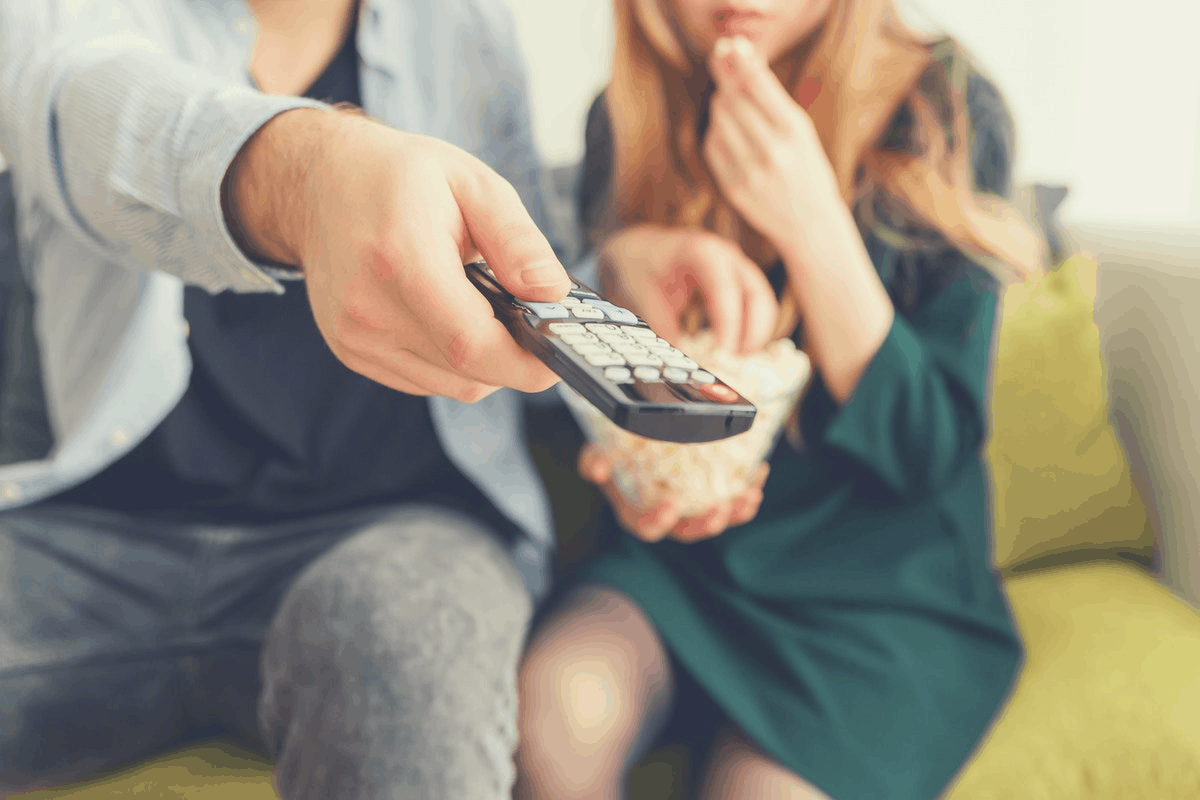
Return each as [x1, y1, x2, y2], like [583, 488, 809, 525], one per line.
[0, 502, 533, 799]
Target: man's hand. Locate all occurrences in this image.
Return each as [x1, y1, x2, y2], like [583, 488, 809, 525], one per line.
[578, 444, 769, 544]
[225, 107, 571, 401]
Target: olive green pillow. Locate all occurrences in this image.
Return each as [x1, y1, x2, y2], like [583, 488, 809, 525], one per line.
[986, 254, 1154, 570]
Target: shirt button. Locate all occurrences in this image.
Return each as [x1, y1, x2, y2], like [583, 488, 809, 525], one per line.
[0, 483, 21, 502]
[234, 17, 251, 33]
[516, 541, 540, 566]
[182, 320, 191, 339]
[240, 267, 260, 285]
[109, 428, 130, 446]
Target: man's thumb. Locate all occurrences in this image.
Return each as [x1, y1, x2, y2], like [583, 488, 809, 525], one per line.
[450, 165, 570, 301]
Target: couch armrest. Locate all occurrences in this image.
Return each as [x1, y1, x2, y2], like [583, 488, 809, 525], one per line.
[1083, 224, 1200, 609]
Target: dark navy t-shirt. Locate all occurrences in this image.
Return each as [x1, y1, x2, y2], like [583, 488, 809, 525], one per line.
[58, 27, 501, 527]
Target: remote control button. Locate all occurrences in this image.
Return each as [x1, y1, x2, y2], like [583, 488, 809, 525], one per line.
[582, 298, 639, 325]
[570, 284, 599, 298]
[662, 367, 690, 382]
[691, 370, 716, 384]
[559, 332, 598, 343]
[570, 305, 606, 320]
[633, 367, 661, 382]
[664, 355, 699, 370]
[585, 323, 621, 334]
[585, 353, 626, 367]
[559, 296, 583, 307]
[609, 341, 649, 354]
[548, 323, 585, 334]
[604, 366, 633, 382]
[519, 302, 570, 319]
[646, 344, 675, 355]
[624, 354, 664, 367]
[698, 383, 741, 403]
[653, 337, 672, 347]
[624, 327, 657, 340]
[572, 343, 612, 356]
[598, 333, 632, 345]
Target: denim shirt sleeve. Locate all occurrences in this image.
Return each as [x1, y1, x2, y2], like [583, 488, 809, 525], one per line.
[0, 2, 327, 295]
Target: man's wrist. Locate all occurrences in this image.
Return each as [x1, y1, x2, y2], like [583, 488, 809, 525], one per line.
[220, 106, 350, 268]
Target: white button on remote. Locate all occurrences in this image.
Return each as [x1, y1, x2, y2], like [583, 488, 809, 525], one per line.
[582, 299, 639, 325]
[662, 367, 690, 382]
[573, 343, 612, 355]
[571, 305, 606, 320]
[597, 331, 630, 343]
[559, 333, 598, 345]
[559, 296, 583, 306]
[625, 327, 657, 340]
[664, 355, 699, 370]
[633, 367, 661, 381]
[624, 354, 664, 367]
[548, 322, 585, 334]
[691, 370, 716, 383]
[521, 302, 570, 319]
[585, 324, 621, 334]
[604, 366, 633, 382]
[586, 353, 626, 367]
[609, 342, 649, 354]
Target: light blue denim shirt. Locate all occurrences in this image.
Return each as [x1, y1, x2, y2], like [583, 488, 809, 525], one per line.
[0, 0, 596, 601]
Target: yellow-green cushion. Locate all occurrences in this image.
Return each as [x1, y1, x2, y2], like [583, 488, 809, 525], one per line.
[944, 561, 1200, 799]
[12, 744, 276, 800]
[986, 255, 1154, 570]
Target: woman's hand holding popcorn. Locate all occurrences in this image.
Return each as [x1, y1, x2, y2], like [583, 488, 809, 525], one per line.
[578, 444, 770, 543]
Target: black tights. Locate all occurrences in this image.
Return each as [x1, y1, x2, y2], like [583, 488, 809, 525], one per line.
[514, 584, 829, 799]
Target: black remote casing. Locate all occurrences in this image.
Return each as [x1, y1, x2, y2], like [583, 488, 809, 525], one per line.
[464, 261, 756, 444]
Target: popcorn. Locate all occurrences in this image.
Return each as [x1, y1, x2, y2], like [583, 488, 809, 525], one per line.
[563, 331, 812, 517]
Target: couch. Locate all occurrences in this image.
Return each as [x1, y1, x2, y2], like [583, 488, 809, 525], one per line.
[8, 186, 1200, 798]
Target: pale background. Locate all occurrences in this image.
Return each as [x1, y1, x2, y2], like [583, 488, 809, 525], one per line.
[506, 0, 1200, 231]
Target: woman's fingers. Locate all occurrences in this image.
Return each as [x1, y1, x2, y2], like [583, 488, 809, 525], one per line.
[577, 444, 612, 485]
[710, 36, 797, 131]
[736, 261, 780, 354]
[671, 500, 733, 543]
[580, 443, 772, 543]
[750, 463, 771, 490]
[729, 487, 764, 527]
[619, 498, 682, 543]
[674, 230, 781, 356]
[669, 464, 771, 542]
[577, 445, 684, 541]
[705, 95, 754, 186]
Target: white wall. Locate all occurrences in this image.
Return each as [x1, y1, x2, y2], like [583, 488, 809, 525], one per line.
[507, 0, 1200, 231]
[506, 0, 614, 166]
[899, 0, 1200, 230]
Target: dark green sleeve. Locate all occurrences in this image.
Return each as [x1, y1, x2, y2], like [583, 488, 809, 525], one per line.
[818, 268, 999, 500]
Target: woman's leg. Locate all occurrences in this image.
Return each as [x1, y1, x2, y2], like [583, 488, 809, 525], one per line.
[696, 725, 831, 800]
[515, 584, 674, 800]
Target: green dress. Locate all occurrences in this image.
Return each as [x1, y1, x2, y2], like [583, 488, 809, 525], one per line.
[572, 269, 1021, 800]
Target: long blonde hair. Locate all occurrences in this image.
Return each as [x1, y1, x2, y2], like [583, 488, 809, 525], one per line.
[604, 0, 1043, 341]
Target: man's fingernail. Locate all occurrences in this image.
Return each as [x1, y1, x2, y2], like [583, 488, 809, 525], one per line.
[520, 265, 567, 291]
[732, 36, 754, 58]
[714, 38, 733, 58]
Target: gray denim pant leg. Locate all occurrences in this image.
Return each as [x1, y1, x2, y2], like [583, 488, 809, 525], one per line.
[1, 502, 534, 800]
[259, 506, 534, 800]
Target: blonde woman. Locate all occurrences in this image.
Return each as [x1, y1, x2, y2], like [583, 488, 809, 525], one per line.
[517, 1, 1041, 798]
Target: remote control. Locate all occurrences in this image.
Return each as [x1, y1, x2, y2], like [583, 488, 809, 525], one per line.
[464, 261, 756, 444]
